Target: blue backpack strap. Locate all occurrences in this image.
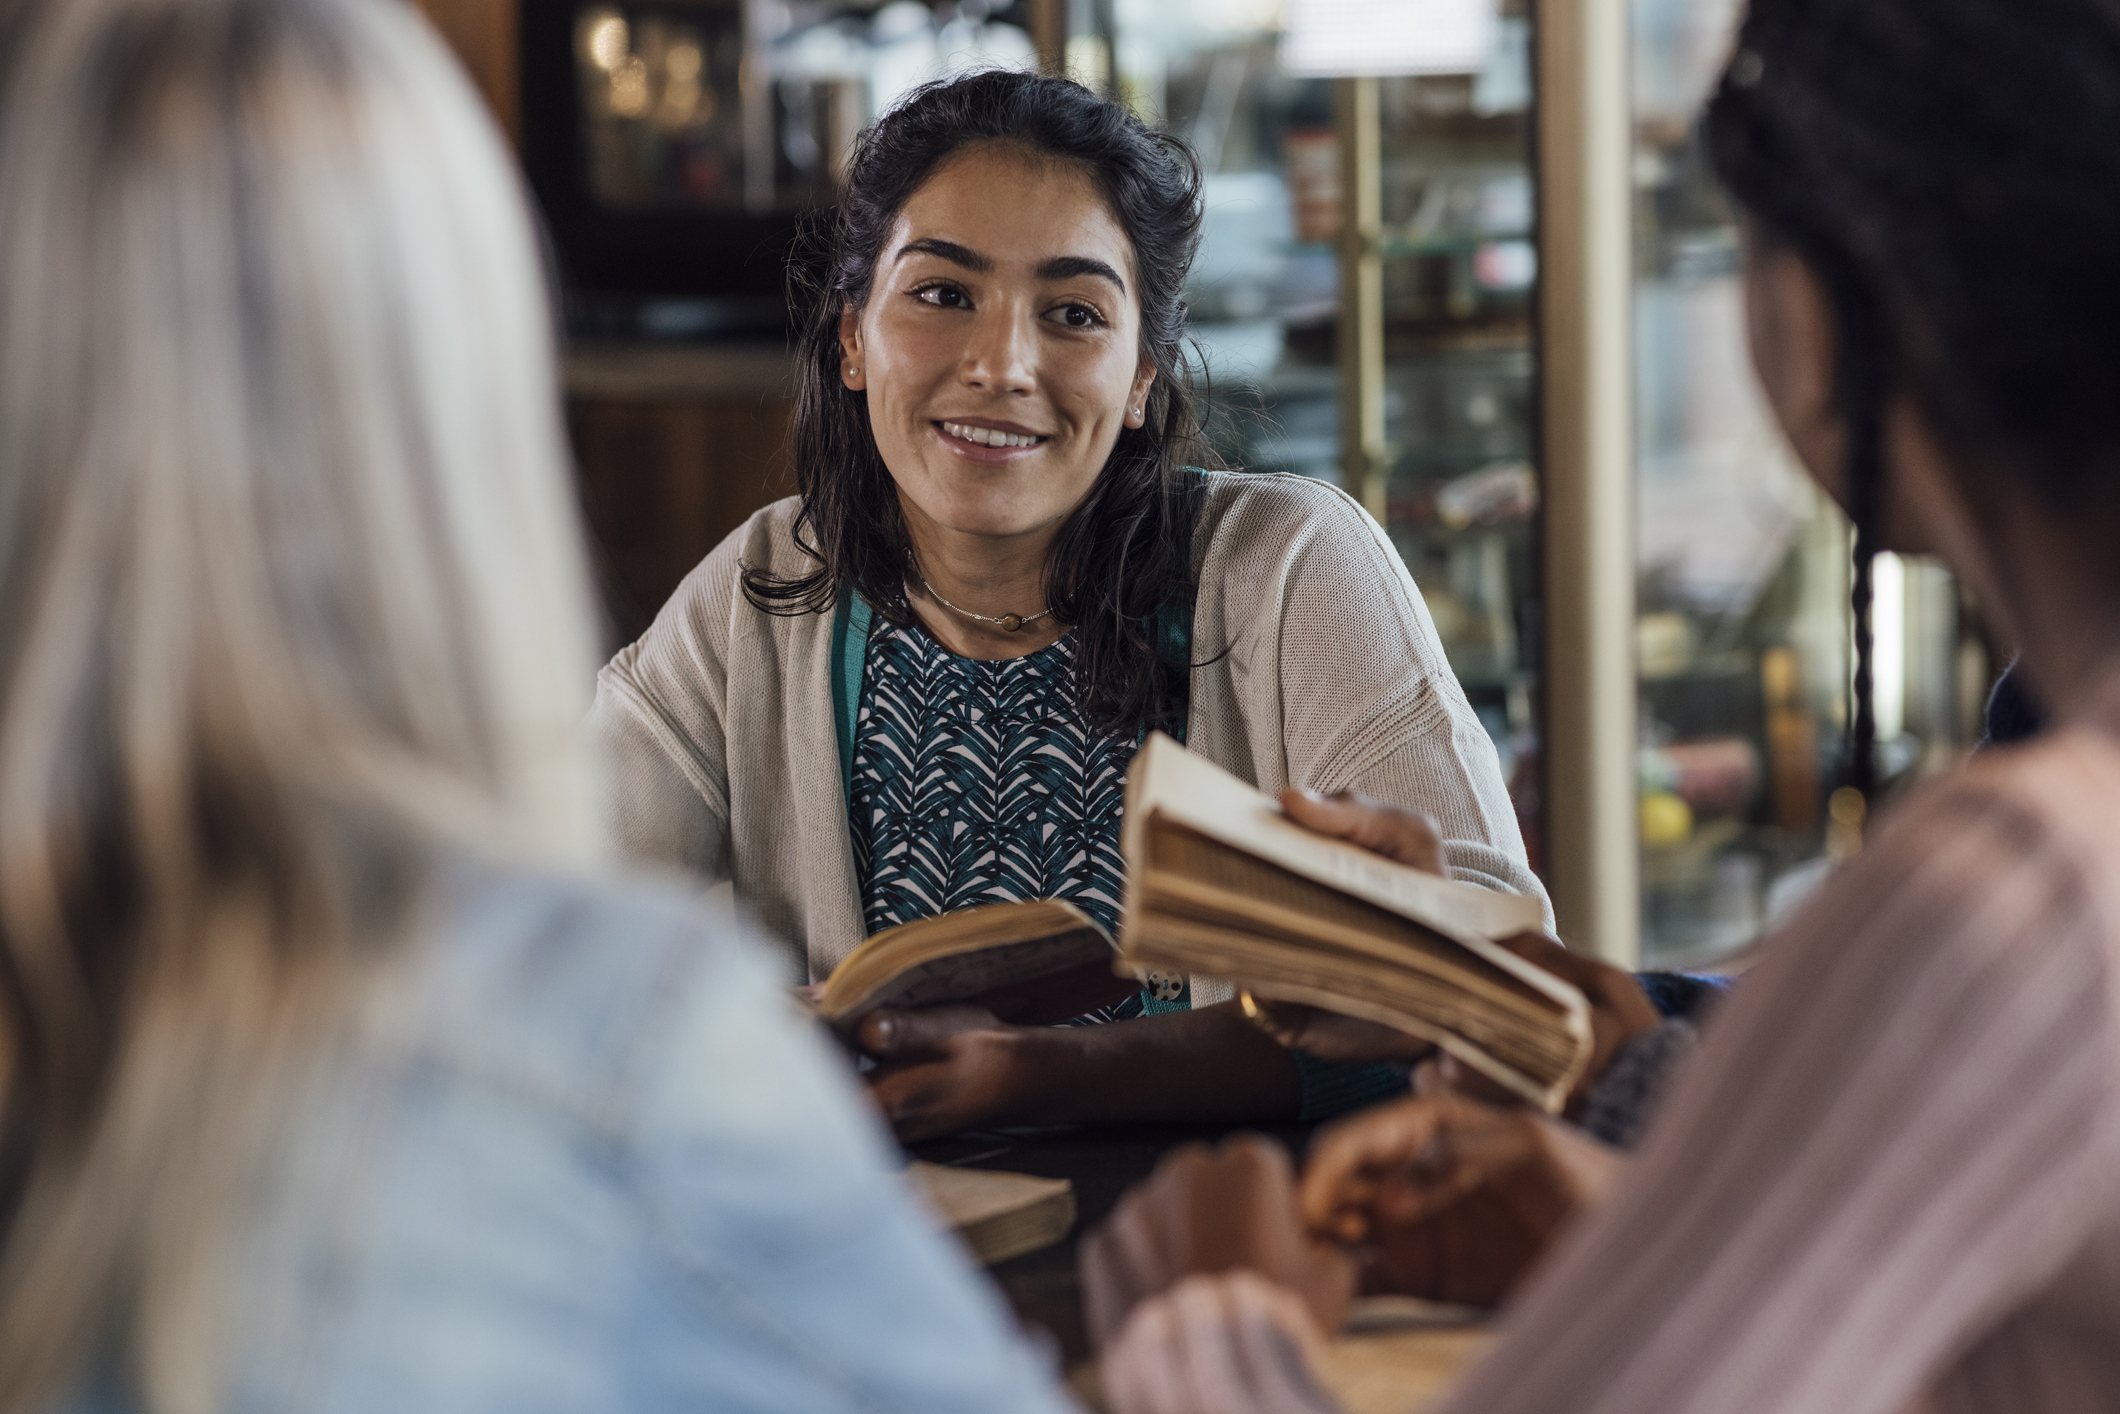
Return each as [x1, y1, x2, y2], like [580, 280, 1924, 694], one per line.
[1146, 465, 1204, 748]
[831, 587, 875, 805]
[1149, 600, 1192, 748]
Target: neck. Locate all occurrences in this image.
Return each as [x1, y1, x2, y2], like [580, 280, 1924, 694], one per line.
[1995, 563, 2120, 726]
[898, 496, 1069, 660]
[1892, 403, 2120, 725]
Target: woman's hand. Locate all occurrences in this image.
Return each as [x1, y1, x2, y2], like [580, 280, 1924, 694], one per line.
[1081, 1134, 1354, 1351]
[1103, 1272, 1346, 1414]
[857, 1006, 1031, 1143]
[1266, 788, 1661, 1102]
[1299, 1091, 1624, 1306]
[1279, 787, 1446, 874]
[1488, 932, 1660, 1112]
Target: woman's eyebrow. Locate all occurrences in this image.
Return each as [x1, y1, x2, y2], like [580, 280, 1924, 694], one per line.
[1037, 255, 1127, 294]
[894, 238, 1127, 295]
[896, 236, 991, 272]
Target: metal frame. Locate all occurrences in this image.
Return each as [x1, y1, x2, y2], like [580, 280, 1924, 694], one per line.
[1535, 0, 1638, 963]
[1335, 77, 1387, 519]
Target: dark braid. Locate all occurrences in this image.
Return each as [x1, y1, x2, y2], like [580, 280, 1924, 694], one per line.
[1822, 246, 1887, 803]
[1704, 0, 2120, 804]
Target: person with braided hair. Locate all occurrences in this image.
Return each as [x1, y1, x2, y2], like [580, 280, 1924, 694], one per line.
[1082, 1, 2120, 1410]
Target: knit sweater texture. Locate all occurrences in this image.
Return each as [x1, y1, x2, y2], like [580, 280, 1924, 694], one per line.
[590, 469, 1552, 994]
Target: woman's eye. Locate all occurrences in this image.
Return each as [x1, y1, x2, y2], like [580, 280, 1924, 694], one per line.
[1050, 302, 1104, 329]
[914, 284, 970, 309]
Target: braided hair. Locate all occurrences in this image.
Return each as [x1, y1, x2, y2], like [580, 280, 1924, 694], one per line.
[1704, 0, 2120, 802]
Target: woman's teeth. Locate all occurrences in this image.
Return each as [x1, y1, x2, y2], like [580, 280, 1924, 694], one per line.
[940, 421, 1044, 448]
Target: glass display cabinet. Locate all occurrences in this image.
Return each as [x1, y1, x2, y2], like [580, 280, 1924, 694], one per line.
[1628, 0, 1985, 965]
[521, 0, 1049, 334]
[515, 0, 1993, 963]
[1114, 0, 1545, 856]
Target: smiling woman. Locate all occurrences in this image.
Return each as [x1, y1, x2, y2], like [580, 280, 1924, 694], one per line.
[593, 70, 1550, 1142]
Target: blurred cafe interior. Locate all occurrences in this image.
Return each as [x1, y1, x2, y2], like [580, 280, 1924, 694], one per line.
[16, 0, 2108, 1405]
[420, 0, 1993, 971]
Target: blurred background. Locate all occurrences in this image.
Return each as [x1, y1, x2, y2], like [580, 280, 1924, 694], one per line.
[414, 0, 1997, 968]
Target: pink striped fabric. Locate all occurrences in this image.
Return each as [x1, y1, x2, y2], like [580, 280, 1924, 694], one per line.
[1438, 667, 2120, 1414]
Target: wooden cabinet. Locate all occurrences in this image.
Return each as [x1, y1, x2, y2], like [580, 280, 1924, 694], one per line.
[566, 345, 797, 646]
[411, 0, 517, 140]
[402, 8, 799, 648]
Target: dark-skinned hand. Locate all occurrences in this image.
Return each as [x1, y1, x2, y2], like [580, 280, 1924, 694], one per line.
[1081, 1133, 1355, 1352]
[856, 1004, 1032, 1143]
[1299, 1088, 1624, 1306]
[1257, 788, 1661, 1110]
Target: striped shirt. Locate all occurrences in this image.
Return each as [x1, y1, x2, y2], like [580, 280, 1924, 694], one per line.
[1443, 667, 2120, 1414]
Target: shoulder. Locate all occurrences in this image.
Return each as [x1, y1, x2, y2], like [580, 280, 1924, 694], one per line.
[1777, 734, 2120, 1004]
[1194, 468, 1379, 554]
[1189, 468, 1431, 657]
[1932, 727, 2120, 924]
[1191, 469, 1402, 593]
[599, 494, 814, 686]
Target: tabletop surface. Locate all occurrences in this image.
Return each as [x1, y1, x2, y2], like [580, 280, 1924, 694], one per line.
[910, 1121, 1316, 1364]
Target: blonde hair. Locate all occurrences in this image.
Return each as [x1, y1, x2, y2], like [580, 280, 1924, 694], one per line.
[0, 0, 602, 1405]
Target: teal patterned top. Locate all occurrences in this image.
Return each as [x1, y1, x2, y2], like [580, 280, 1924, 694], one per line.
[847, 620, 1172, 1023]
[851, 625, 1124, 930]
[836, 596, 1408, 1119]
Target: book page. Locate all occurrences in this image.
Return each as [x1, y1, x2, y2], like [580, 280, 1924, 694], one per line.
[1122, 735, 1563, 1009]
[1143, 881, 1574, 1040]
[1129, 913, 1581, 1086]
[1125, 916, 1578, 1109]
[820, 900, 1115, 1016]
[1143, 830, 1565, 1018]
[822, 928, 1118, 1019]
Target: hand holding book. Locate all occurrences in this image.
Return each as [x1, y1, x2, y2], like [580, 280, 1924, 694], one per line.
[1136, 750, 1662, 1119]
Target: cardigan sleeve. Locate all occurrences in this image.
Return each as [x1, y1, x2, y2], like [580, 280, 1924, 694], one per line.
[591, 537, 746, 887]
[1197, 474, 1552, 927]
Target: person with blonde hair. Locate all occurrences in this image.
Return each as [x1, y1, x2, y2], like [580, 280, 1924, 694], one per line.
[0, 0, 1079, 1408]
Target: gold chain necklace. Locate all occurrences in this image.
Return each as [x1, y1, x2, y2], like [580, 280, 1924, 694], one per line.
[908, 558, 1053, 634]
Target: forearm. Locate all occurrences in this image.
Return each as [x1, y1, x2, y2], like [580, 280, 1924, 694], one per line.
[1007, 1004, 1303, 1126]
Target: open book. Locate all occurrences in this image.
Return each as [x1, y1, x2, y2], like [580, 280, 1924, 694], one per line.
[816, 899, 1139, 1028]
[1118, 733, 1590, 1111]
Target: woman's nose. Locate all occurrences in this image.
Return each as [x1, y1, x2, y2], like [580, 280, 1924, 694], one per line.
[958, 304, 1037, 395]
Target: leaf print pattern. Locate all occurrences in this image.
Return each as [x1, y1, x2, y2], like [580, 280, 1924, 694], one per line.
[849, 622, 1155, 1024]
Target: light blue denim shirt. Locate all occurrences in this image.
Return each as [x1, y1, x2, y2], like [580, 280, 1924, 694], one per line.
[62, 865, 1079, 1414]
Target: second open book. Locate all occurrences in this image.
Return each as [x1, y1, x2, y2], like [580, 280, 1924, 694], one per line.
[1120, 733, 1590, 1111]
[817, 733, 1592, 1112]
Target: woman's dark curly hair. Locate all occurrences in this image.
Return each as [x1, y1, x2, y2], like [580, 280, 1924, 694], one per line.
[1704, 0, 2120, 798]
[742, 69, 1214, 737]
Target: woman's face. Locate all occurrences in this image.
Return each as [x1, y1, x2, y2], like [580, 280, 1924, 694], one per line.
[840, 143, 1156, 545]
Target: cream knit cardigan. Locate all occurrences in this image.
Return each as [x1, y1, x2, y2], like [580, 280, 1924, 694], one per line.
[592, 469, 1552, 996]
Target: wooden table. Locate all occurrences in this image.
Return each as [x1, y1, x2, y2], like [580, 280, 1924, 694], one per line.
[910, 1125, 1491, 1414]
[912, 1122, 1313, 1364]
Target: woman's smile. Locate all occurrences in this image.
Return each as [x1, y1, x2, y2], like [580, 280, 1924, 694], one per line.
[933, 416, 1052, 461]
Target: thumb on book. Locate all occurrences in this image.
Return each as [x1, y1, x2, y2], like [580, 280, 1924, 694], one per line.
[856, 1004, 1002, 1057]
[1278, 788, 1446, 876]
